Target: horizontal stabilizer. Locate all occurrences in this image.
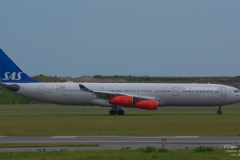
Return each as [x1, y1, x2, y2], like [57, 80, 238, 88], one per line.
[0, 83, 20, 92]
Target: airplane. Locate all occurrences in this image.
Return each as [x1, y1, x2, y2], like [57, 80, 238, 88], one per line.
[0, 49, 239, 115]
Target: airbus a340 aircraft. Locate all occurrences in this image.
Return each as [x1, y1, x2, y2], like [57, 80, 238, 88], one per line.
[0, 49, 239, 115]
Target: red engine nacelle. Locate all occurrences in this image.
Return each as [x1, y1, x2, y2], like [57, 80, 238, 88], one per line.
[109, 96, 133, 106]
[135, 100, 158, 110]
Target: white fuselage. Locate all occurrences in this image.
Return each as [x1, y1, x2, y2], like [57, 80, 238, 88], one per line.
[10, 82, 240, 107]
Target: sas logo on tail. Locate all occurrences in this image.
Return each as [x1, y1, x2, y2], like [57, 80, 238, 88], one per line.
[2, 72, 23, 80]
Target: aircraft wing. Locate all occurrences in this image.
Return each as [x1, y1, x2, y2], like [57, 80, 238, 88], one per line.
[79, 84, 161, 101]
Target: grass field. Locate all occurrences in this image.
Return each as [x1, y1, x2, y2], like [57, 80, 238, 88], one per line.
[0, 104, 240, 136]
[0, 90, 31, 104]
[0, 148, 239, 160]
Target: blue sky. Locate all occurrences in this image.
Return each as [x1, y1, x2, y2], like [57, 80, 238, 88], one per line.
[0, 0, 239, 77]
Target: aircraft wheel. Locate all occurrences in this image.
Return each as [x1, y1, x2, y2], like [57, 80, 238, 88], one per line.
[109, 110, 117, 115]
[217, 110, 222, 115]
[117, 110, 125, 115]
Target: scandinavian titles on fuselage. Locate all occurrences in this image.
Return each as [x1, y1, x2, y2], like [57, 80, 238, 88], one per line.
[184, 86, 219, 91]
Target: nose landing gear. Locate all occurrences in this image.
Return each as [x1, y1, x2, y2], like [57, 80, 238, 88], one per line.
[217, 106, 222, 114]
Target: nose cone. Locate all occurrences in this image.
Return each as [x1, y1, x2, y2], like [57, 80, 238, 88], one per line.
[233, 87, 240, 102]
[237, 91, 240, 102]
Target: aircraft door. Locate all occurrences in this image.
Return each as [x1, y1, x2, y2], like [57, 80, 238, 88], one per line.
[220, 87, 227, 97]
[172, 87, 179, 105]
[220, 87, 227, 104]
[38, 85, 44, 94]
[173, 87, 179, 96]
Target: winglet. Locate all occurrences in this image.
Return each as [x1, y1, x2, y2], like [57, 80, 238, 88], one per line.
[79, 84, 90, 91]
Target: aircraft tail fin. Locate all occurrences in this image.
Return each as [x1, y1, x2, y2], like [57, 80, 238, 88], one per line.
[0, 49, 38, 83]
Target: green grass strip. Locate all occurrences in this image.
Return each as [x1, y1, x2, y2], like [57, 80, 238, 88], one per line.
[0, 143, 98, 148]
[0, 148, 237, 160]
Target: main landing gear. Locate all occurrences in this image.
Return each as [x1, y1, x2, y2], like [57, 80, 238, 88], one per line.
[109, 107, 125, 116]
[217, 106, 222, 115]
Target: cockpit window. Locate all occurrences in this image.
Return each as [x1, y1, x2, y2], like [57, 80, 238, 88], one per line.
[234, 90, 240, 93]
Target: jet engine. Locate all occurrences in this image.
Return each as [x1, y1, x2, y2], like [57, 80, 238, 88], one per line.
[109, 96, 133, 106]
[134, 100, 158, 110]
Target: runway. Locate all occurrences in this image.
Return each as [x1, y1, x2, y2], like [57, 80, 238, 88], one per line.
[0, 136, 240, 152]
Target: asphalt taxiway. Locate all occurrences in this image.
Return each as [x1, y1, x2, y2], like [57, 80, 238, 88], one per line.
[0, 136, 240, 152]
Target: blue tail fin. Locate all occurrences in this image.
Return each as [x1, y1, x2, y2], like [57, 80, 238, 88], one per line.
[0, 49, 38, 83]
